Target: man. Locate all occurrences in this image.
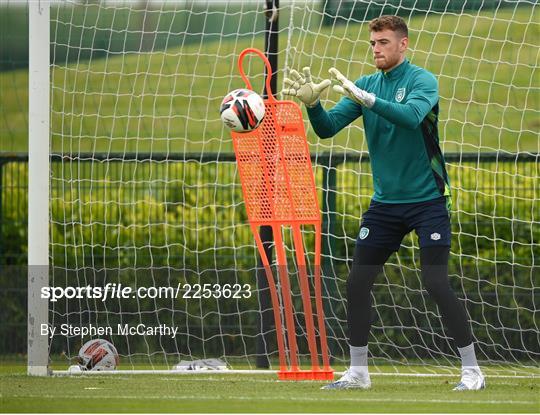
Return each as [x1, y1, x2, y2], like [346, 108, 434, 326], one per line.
[282, 15, 485, 391]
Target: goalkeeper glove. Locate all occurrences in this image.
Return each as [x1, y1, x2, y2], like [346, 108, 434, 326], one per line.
[329, 68, 375, 108]
[282, 67, 332, 108]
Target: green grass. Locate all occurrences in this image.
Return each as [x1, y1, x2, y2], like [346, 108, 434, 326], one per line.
[1, 4, 538, 154]
[0, 364, 539, 413]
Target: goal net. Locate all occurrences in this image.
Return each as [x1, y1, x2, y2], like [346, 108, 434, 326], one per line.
[34, 0, 539, 375]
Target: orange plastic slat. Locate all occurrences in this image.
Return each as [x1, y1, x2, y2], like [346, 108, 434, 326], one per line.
[230, 48, 333, 381]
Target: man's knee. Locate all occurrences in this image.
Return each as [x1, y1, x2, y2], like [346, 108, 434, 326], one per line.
[422, 272, 450, 299]
[420, 245, 452, 297]
[346, 273, 373, 296]
[420, 245, 450, 266]
[347, 244, 392, 294]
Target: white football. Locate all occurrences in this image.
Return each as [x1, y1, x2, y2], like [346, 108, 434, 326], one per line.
[77, 339, 119, 371]
[220, 88, 265, 132]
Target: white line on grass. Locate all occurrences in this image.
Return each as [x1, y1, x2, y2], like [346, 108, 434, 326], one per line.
[152, 377, 534, 387]
[4, 394, 538, 406]
[52, 370, 540, 379]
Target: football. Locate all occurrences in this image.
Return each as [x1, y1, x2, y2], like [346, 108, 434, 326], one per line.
[220, 88, 265, 132]
[77, 339, 119, 371]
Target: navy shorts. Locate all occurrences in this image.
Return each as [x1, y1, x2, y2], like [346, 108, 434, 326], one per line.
[356, 196, 451, 251]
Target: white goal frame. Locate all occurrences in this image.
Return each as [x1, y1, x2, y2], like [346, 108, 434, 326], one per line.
[26, 0, 539, 378]
[28, 0, 50, 377]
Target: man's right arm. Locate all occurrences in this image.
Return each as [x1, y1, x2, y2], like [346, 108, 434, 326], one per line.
[282, 67, 363, 139]
[306, 97, 363, 139]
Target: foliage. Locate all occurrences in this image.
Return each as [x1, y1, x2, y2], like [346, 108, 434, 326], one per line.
[1, 4, 539, 153]
[1, 157, 537, 361]
[0, 1, 537, 362]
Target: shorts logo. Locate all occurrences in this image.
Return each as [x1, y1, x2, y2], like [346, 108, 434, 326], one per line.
[430, 232, 441, 241]
[359, 227, 370, 240]
[395, 87, 406, 102]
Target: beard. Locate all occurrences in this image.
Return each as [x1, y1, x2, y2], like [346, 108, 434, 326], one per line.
[374, 55, 400, 70]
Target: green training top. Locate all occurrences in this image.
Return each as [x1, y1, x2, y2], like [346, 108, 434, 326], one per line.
[307, 59, 450, 204]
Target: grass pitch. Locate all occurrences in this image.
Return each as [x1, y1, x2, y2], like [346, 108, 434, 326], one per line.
[1, 364, 538, 413]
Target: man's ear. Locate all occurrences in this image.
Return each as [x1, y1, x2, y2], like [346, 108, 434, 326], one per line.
[400, 36, 409, 53]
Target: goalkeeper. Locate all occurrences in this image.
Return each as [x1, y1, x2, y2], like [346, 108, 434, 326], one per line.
[282, 15, 485, 391]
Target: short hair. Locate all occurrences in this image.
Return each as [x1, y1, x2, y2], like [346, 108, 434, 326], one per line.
[369, 15, 408, 38]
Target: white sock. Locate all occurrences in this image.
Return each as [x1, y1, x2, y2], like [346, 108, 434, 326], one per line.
[458, 343, 479, 369]
[349, 345, 368, 377]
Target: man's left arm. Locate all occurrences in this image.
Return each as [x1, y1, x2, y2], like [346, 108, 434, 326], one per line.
[370, 72, 438, 130]
[330, 68, 439, 130]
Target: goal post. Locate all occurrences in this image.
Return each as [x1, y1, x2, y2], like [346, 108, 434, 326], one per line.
[25, 0, 539, 377]
[27, 0, 50, 377]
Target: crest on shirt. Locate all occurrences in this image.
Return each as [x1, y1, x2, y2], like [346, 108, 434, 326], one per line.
[359, 227, 370, 240]
[395, 87, 406, 102]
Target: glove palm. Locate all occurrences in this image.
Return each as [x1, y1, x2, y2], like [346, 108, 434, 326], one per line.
[282, 67, 331, 107]
[329, 68, 375, 108]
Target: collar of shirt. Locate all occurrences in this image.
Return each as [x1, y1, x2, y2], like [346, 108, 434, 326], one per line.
[382, 58, 409, 80]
